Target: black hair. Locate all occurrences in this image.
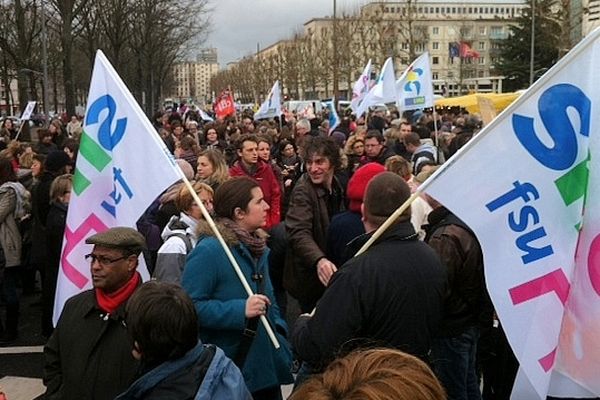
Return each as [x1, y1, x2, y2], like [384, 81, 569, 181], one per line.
[126, 281, 198, 366]
[301, 136, 342, 171]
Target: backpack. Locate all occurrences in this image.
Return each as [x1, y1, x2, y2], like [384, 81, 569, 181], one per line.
[167, 232, 193, 254]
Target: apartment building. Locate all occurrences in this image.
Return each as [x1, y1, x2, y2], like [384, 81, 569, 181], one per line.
[170, 48, 219, 104]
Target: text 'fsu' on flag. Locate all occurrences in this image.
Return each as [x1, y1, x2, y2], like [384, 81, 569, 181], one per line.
[420, 27, 600, 399]
[53, 50, 183, 324]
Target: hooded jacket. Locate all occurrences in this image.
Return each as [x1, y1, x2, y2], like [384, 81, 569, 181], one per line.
[153, 213, 199, 284]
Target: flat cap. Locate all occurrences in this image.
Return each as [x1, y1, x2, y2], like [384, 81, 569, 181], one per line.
[86, 227, 146, 252]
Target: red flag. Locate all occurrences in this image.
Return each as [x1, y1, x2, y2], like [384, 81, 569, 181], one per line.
[214, 89, 235, 120]
[460, 42, 480, 58]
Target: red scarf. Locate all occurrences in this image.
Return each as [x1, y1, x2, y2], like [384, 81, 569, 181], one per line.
[95, 272, 141, 314]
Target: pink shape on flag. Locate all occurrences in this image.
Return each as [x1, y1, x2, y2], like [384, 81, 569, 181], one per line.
[509, 268, 571, 306]
[538, 348, 557, 372]
[587, 234, 600, 297]
[61, 213, 109, 289]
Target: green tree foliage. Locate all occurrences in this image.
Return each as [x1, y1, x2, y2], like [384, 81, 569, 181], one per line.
[494, 0, 561, 91]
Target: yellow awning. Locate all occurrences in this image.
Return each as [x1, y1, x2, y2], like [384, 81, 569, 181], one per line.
[435, 92, 521, 114]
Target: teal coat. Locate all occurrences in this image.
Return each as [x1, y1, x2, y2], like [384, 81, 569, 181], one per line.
[181, 221, 293, 393]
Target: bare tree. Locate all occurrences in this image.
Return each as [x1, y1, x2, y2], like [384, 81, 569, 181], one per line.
[0, 0, 42, 111]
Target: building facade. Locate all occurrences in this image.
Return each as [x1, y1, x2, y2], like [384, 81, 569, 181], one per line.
[170, 48, 219, 104]
[248, 0, 526, 99]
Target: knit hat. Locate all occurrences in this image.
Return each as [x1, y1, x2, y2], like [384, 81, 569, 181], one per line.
[45, 151, 71, 173]
[175, 159, 194, 180]
[86, 226, 146, 253]
[346, 162, 385, 213]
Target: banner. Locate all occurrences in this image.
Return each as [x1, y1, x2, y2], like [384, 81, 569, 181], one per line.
[254, 80, 282, 120]
[355, 57, 396, 118]
[324, 101, 340, 134]
[214, 89, 236, 120]
[420, 27, 600, 398]
[396, 52, 434, 111]
[53, 50, 183, 324]
[350, 59, 372, 114]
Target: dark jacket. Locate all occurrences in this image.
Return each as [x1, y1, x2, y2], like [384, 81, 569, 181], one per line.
[365, 145, 396, 166]
[425, 207, 493, 337]
[326, 211, 364, 267]
[283, 174, 345, 308]
[115, 343, 251, 400]
[42, 201, 68, 337]
[43, 290, 140, 400]
[30, 172, 56, 264]
[291, 221, 446, 369]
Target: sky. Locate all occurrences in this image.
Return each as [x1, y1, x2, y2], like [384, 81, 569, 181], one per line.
[205, 0, 366, 66]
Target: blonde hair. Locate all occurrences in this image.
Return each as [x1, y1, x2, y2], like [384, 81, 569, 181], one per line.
[50, 174, 73, 203]
[344, 135, 364, 155]
[290, 348, 446, 400]
[385, 155, 412, 180]
[196, 149, 229, 186]
[175, 181, 213, 212]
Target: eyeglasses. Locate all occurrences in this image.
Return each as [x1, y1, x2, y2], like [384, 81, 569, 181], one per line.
[85, 253, 129, 267]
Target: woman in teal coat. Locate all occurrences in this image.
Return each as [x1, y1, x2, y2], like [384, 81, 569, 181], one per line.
[182, 177, 293, 400]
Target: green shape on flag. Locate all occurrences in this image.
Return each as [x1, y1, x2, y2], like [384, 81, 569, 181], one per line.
[575, 221, 582, 231]
[554, 156, 589, 206]
[80, 130, 111, 172]
[73, 168, 91, 195]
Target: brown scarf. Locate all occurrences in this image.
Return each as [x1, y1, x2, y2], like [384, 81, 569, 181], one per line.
[220, 218, 266, 259]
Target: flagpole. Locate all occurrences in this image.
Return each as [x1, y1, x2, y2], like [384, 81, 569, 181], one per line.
[180, 175, 281, 350]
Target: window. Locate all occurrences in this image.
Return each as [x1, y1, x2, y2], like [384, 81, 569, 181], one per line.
[478, 57, 485, 64]
[402, 42, 409, 50]
[479, 27, 487, 35]
[478, 41, 485, 50]
[432, 72, 439, 80]
[432, 56, 439, 64]
[433, 27, 439, 35]
[448, 71, 454, 78]
[433, 42, 439, 50]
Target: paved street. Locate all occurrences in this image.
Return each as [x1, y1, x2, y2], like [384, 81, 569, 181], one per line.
[0, 291, 46, 400]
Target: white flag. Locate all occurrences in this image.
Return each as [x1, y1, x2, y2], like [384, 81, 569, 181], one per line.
[396, 52, 435, 111]
[254, 80, 282, 120]
[199, 109, 214, 122]
[355, 57, 396, 118]
[53, 50, 183, 324]
[419, 28, 600, 399]
[350, 59, 372, 113]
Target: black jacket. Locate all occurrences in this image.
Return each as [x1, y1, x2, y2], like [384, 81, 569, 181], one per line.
[44, 290, 140, 400]
[291, 221, 447, 369]
[425, 207, 494, 337]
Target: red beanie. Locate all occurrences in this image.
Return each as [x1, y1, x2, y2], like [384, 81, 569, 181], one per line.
[347, 162, 385, 213]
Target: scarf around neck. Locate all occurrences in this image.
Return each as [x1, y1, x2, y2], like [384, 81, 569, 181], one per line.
[220, 218, 266, 259]
[95, 272, 141, 314]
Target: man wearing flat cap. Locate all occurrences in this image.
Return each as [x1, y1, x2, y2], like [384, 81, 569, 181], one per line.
[44, 227, 146, 400]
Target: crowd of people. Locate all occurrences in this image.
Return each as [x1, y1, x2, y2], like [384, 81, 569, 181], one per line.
[0, 104, 521, 400]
